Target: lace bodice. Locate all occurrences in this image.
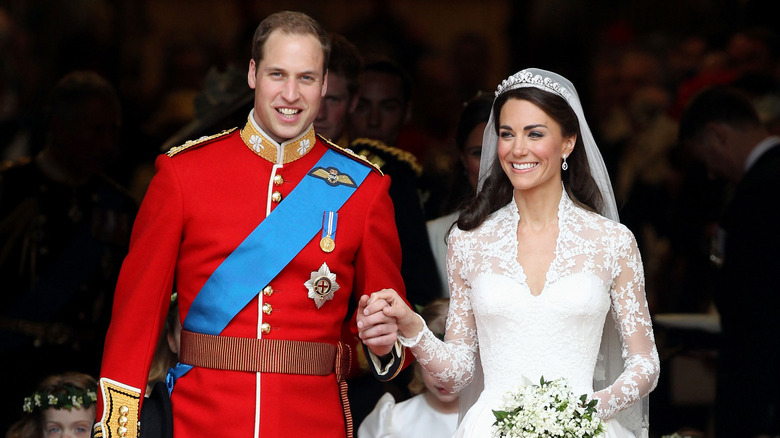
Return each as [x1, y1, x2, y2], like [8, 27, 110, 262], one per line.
[401, 191, 660, 421]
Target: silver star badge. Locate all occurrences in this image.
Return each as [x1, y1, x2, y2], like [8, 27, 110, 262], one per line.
[305, 262, 340, 308]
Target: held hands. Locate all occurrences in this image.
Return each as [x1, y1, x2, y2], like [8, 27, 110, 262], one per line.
[356, 289, 423, 356]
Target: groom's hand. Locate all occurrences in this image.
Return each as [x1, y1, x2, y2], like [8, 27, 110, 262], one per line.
[357, 291, 398, 356]
[362, 289, 422, 340]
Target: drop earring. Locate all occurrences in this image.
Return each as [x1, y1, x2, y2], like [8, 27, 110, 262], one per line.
[561, 154, 568, 171]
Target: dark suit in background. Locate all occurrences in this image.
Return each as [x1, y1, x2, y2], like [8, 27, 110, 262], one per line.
[714, 141, 780, 437]
[678, 85, 780, 437]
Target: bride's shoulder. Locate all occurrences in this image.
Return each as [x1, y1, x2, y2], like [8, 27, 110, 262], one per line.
[446, 223, 470, 247]
[449, 207, 507, 241]
[574, 206, 636, 240]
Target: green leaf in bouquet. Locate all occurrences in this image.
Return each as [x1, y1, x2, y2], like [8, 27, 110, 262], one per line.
[492, 409, 509, 423]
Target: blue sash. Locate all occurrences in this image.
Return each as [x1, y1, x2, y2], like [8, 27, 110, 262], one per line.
[167, 148, 371, 390]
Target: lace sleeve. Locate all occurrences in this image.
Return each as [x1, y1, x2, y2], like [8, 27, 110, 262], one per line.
[592, 226, 660, 420]
[399, 229, 479, 393]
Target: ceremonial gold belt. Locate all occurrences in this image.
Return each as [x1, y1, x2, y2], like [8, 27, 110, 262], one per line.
[178, 330, 354, 437]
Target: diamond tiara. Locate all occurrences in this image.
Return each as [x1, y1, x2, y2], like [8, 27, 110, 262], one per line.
[495, 70, 573, 102]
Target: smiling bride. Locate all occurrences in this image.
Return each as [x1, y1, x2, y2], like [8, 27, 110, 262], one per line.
[357, 68, 660, 438]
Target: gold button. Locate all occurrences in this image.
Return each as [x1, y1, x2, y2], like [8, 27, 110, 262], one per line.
[262, 285, 273, 296]
[273, 174, 284, 186]
[118, 426, 128, 437]
[261, 323, 271, 334]
[118, 416, 128, 426]
[271, 191, 282, 203]
[262, 303, 273, 315]
[119, 406, 129, 415]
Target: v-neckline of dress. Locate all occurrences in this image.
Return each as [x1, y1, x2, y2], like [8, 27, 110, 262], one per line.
[510, 191, 567, 297]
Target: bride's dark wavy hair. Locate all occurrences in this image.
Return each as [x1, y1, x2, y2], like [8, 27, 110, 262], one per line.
[456, 87, 604, 231]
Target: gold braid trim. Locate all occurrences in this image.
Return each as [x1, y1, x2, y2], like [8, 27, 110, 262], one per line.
[95, 378, 141, 438]
[386, 340, 406, 380]
[349, 137, 423, 177]
[318, 134, 383, 176]
[369, 340, 406, 382]
[165, 128, 237, 157]
[336, 342, 354, 438]
[240, 116, 318, 164]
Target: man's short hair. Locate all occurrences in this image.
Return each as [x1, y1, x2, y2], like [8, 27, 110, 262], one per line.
[678, 86, 761, 143]
[47, 70, 120, 123]
[362, 55, 413, 104]
[327, 33, 363, 97]
[251, 11, 330, 74]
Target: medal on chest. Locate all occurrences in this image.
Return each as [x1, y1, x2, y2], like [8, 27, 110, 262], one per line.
[305, 262, 340, 308]
[320, 211, 337, 253]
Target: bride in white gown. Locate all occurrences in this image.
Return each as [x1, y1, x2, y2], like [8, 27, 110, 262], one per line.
[357, 68, 660, 438]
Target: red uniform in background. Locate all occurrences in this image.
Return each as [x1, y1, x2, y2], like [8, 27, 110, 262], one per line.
[94, 117, 409, 438]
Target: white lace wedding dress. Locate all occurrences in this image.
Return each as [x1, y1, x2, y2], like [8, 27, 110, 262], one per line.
[400, 191, 660, 438]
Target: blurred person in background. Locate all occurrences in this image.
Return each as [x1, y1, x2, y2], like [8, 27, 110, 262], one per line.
[679, 86, 780, 438]
[426, 92, 492, 297]
[0, 71, 135, 433]
[314, 33, 362, 147]
[348, 55, 440, 308]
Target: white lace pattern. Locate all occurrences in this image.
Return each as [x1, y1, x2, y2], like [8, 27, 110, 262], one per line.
[401, 190, 659, 425]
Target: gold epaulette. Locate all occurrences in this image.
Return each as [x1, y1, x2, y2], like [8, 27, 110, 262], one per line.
[349, 137, 423, 177]
[165, 128, 237, 157]
[318, 134, 384, 176]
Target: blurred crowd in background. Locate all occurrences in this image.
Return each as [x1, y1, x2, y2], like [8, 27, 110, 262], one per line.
[1, 1, 778, 436]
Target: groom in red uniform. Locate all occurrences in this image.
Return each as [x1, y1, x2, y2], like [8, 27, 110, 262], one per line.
[94, 11, 408, 438]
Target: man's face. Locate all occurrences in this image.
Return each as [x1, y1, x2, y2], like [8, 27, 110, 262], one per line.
[691, 130, 733, 182]
[53, 97, 120, 177]
[314, 72, 355, 141]
[349, 71, 409, 146]
[248, 30, 327, 144]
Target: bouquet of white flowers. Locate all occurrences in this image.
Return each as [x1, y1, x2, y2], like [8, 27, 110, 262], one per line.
[491, 376, 605, 438]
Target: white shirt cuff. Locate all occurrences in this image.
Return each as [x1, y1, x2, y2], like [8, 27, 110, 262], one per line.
[367, 339, 402, 376]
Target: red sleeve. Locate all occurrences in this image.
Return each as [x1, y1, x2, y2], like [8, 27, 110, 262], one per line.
[95, 155, 182, 424]
[348, 173, 414, 378]
[352, 174, 405, 298]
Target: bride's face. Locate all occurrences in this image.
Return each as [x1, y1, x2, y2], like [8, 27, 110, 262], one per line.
[496, 98, 574, 193]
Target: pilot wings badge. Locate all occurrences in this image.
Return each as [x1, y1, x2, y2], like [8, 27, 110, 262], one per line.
[308, 166, 357, 188]
[305, 262, 341, 308]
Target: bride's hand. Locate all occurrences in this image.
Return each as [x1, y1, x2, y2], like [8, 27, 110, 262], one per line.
[357, 291, 399, 356]
[363, 288, 422, 339]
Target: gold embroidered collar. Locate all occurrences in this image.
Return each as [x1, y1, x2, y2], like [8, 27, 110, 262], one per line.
[240, 111, 317, 165]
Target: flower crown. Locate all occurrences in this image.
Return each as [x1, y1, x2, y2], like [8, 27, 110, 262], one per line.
[495, 70, 574, 102]
[23, 384, 98, 414]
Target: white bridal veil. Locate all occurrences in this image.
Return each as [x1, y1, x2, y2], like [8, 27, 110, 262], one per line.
[462, 68, 649, 437]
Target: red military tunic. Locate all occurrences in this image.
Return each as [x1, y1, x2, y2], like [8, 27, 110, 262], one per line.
[94, 114, 407, 438]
